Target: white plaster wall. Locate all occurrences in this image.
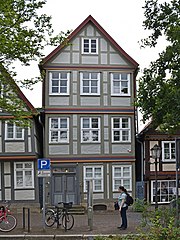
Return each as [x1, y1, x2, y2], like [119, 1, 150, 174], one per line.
[15, 190, 35, 200]
[5, 142, 25, 152]
[49, 145, 69, 155]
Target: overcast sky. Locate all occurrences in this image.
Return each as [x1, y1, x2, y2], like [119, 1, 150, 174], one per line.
[18, 0, 168, 128]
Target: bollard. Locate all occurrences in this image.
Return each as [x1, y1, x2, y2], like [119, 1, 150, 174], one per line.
[87, 206, 93, 231]
[22, 207, 31, 232]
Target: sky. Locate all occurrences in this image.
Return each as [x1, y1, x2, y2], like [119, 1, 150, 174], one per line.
[18, 0, 168, 130]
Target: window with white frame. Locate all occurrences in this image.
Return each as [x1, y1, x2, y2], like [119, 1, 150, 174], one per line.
[81, 117, 100, 142]
[112, 165, 132, 191]
[49, 71, 69, 95]
[80, 72, 100, 95]
[112, 117, 131, 142]
[82, 38, 98, 54]
[49, 117, 69, 143]
[151, 180, 176, 203]
[14, 162, 34, 188]
[83, 166, 103, 192]
[5, 122, 24, 140]
[111, 73, 130, 96]
[162, 141, 176, 161]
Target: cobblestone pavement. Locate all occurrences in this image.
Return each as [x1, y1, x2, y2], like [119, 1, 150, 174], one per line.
[0, 210, 142, 237]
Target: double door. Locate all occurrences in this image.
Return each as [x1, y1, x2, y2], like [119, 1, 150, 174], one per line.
[52, 172, 77, 205]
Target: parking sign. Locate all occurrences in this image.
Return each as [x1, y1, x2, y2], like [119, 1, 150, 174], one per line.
[38, 159, 51, 170]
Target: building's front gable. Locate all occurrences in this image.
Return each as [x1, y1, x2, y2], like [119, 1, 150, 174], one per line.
[42, 15, 138, 69]
[48, 23, 129, 67]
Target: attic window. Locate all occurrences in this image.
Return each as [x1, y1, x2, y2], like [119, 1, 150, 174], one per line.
[82, 38, 98, 54]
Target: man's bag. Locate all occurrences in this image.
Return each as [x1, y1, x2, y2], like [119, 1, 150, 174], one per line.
[114, 201, 119, 210]
[126, 194, 134, 206]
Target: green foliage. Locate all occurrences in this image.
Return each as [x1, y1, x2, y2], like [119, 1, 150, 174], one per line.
[0, 0, 70, 120]
[136, 0, 180, 133]
[94, 207, 180, 240]
[132, 198, 149, 212]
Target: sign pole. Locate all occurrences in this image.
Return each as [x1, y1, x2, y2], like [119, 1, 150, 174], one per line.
[43, 177, 46, 231]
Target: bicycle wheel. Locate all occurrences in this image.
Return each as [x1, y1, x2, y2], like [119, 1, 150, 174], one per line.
[62, 213, 74, 230]
[0, 215, 17, 232]
[45, 210, 56, 227]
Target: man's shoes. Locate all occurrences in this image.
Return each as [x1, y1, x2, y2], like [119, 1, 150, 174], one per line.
[117, 226, 127, 229]
[119, 227, 127, 230]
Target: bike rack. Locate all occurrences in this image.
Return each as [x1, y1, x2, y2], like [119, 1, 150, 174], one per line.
[22, 207, 30, 232]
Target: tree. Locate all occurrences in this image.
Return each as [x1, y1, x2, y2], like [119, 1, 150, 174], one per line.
[0, 0, 70, 121]
[137, 0, 180, 132]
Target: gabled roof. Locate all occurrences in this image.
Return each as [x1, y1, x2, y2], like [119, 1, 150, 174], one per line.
[0, 64, 36, 114]
[42, 15, 139, 68]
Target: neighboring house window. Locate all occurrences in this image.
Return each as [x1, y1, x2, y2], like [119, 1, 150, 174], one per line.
[80, 72, 100, 95]
[112, 165, 132, 191]
[5, 122, 24, 140]
[82, 38, 98, 54]
[14, 162, 34, 188]
[111, 117, 131, 142]
[162, 141, 176, 161]
[111, 73, 130, 96]
[81, 117, 100, 142]
[49, 71, 69, 95]
[84, 166, 103, 192]
[49, 117, 69, 143]
[151, 180, 176, 203]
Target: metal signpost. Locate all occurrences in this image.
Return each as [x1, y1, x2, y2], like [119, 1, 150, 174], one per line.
[37, 158, 51, 230]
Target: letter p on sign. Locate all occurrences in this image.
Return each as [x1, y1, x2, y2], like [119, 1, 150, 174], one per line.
[38, 159, 50, 170]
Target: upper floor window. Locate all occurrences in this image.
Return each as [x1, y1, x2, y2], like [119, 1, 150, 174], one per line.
[5, 122, 24, 140]
[111, 117, 131, 142]
[49, 117, 69, 143]
[80, 72, 100, 95]
[49, 71, 70, 95]
[83, 165, 103, 192]
[112, 165, 132, 191]
[14, 162, 34, 189]
[82, 38, 98, 54]
[111, 73, 130, 96]
[162, 141, 176, 162]
[81, 117, 100, 143]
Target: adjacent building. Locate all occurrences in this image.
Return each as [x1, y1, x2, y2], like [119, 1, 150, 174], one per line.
[0, 72, 42, 206]
[137, 122, 180, 204]
[40, 15, 139, 208]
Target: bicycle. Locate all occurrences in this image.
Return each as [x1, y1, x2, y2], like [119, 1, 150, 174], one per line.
[45, 202, 74, 231]
[0, 202, 17, 232]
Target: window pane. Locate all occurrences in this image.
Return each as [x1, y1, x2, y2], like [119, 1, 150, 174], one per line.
[91, 73, 98, 79]
[25, 163, 32, 168]
[86, 168, 93, 178]
[83, 131, 90, 141]
[122, 130, 129, 141]
[60, 118, 67, 128]
[94, 180, 101, 190]
[122, 118, 129, 128]
[16, 171, 23, 187]
[114, 167, 121, 177]
[51, 118, 58, 128]
[51, 131, 58, 142]
[60, 72, 67, 79]
[83, 118, 89, 128]
[83, 72, 89, 79]
[94, 168, 101, 178]
[114, 131, 120, 141]
[16, 126, 23, 139]
[113, 73, 119, 80]
[25, 171, 32, 186]
[52, 72, 59, 79]
[113, 118, 120, 128]
[60, 131, 67, 140]
[121, 73, 128, 80]
[92, 118, 98, 128]
[92, 131, 98, 141]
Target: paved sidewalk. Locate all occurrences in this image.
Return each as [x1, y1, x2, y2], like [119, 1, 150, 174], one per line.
[0, 210, 142, 239]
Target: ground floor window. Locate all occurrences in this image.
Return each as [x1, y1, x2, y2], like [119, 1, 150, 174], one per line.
[14, 162, 34, 188]
[112, 165, 132, 191]
[151, 180, 176, 203]
[83, 165, 103, 192]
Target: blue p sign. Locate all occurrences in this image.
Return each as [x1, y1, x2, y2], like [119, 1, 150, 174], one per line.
[38, 159, 50, 170]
